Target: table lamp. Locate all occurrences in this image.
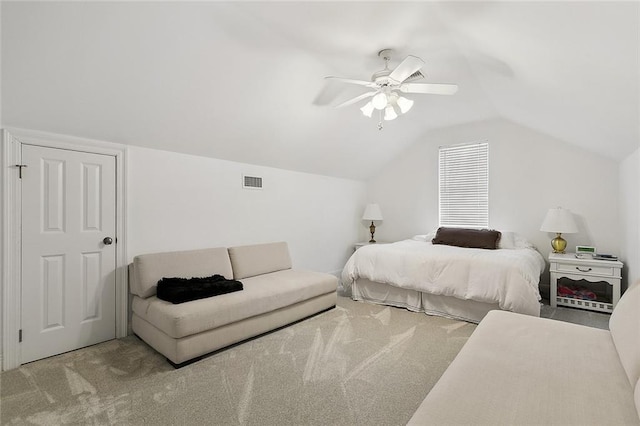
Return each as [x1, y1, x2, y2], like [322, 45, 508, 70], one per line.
[540, 207, 578, 253]
[362, 203, 383, 243]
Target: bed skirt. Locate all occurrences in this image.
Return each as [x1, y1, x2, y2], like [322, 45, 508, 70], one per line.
[352, 278, 500, 323]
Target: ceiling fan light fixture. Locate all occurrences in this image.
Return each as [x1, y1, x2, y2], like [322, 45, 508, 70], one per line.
[396, 96, 414, 114]
[325, 49, 457, 129]
[360, 101, 374, 118]
[372, 92, 388, 110]
[384, 105, 398, 121]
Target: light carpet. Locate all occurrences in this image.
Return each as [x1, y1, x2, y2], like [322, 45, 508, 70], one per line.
[539, 300, 610, 330]
[1, 296, 476, 425]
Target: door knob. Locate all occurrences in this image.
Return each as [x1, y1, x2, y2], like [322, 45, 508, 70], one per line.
[103, 237, 113, 245]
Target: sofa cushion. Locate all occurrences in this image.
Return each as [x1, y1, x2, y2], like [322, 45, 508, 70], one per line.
[610, 280, 640, 387]
[228, 241, 292, 280]
[132, 269, 337, 339]
[408, 310, 640, 425]
[131, 247, 233, 299]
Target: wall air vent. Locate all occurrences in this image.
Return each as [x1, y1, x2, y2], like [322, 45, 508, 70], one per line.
[243, 175, 263, 190]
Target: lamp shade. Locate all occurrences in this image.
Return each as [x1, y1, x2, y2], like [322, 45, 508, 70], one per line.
[362, 203, 383, 221]
[371, 93, 388, 110]
[360, 101, 374, 118]
[384, 105, 398, 121]
[396, 96, 414, 114]
[540, 207, 578, 233]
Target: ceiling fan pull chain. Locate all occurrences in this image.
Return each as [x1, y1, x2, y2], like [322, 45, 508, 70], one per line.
[378, 110, 384, 130]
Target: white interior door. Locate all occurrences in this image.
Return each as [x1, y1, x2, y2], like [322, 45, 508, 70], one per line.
[21, 144, 117, 363]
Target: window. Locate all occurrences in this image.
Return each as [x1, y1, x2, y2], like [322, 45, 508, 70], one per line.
[438, 142, 489, 228]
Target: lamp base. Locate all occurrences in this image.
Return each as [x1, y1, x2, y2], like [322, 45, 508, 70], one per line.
[369, 221, 376, 243]
[551, 233, 567, 253]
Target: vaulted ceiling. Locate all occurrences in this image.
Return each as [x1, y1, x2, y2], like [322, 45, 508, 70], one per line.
[2, 1, 638, 180]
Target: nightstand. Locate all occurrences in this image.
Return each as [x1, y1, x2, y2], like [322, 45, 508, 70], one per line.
[354, 241, 387, 251]
[549, 253, 623, 313]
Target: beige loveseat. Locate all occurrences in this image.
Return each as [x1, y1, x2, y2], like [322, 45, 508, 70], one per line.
[129, 242, 337, 366]
[409, 280, 640, 425]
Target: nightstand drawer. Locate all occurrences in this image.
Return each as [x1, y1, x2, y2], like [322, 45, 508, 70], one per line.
[555, 262, 615, 277]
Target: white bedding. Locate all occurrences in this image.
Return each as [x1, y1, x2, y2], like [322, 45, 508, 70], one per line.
[341, 239, 545, 316]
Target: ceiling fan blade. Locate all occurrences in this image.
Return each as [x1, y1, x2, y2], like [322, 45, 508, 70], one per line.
[399, 83, 459, 95]
[325, 76, 378, 88]
[334, 91, 378, 108]
[312, 79, 345, 106]
[389, 55, 425, 84]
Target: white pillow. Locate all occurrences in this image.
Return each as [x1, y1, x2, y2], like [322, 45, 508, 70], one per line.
[513, 233, 535, 249]
[498, 231, 534, 249]
[412, 230, 437, 242]
[498, 231, 517, 249]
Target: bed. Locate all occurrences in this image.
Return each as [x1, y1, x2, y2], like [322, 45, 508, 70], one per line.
[341, 231, 546, 323]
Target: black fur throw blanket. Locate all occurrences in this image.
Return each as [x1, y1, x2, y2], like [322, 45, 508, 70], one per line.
[156, 274, 243, 304]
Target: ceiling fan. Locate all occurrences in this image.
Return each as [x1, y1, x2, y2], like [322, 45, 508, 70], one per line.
[326, 49, 458, 129]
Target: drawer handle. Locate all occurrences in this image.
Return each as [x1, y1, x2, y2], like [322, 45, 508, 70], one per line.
[576, 267, 592, 273]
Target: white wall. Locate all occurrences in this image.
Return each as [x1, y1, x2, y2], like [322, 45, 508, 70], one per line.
[619, 148, 639, 288]
[0, 136, 365, 370]
[0, 0, 3, 129]
[127, 146, 366, 275]
[0, 2, 3, 368]
[367, 118, 621, 292]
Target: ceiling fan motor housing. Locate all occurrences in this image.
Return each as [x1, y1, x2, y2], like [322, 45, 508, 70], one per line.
[372, 69, 393, 85]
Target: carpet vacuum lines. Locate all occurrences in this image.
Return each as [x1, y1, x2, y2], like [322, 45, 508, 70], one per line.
[0, 296, 476, 425]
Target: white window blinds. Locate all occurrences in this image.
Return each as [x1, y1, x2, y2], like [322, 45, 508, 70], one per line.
[438, 142, 489, 228]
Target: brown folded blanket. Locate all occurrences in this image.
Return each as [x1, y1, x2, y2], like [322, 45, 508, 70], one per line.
[157, 274, 243, 304]
[432, 227, 502, 250]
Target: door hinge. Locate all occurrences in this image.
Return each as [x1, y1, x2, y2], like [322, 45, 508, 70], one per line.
[15, 164, 28, 179]
[19, 329, 22, 343]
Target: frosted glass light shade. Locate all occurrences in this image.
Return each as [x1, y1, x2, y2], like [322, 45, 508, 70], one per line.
[372, 92, 388, 110]
[384, 105, 397, 121]
[396, 96, 414, 114]
[360, 102, 374, 118]
[362, 203, 383, 221]
[540, 207, 578, 233]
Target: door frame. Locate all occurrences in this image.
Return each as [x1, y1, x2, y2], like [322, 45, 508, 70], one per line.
[1, 127, 128, 371]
